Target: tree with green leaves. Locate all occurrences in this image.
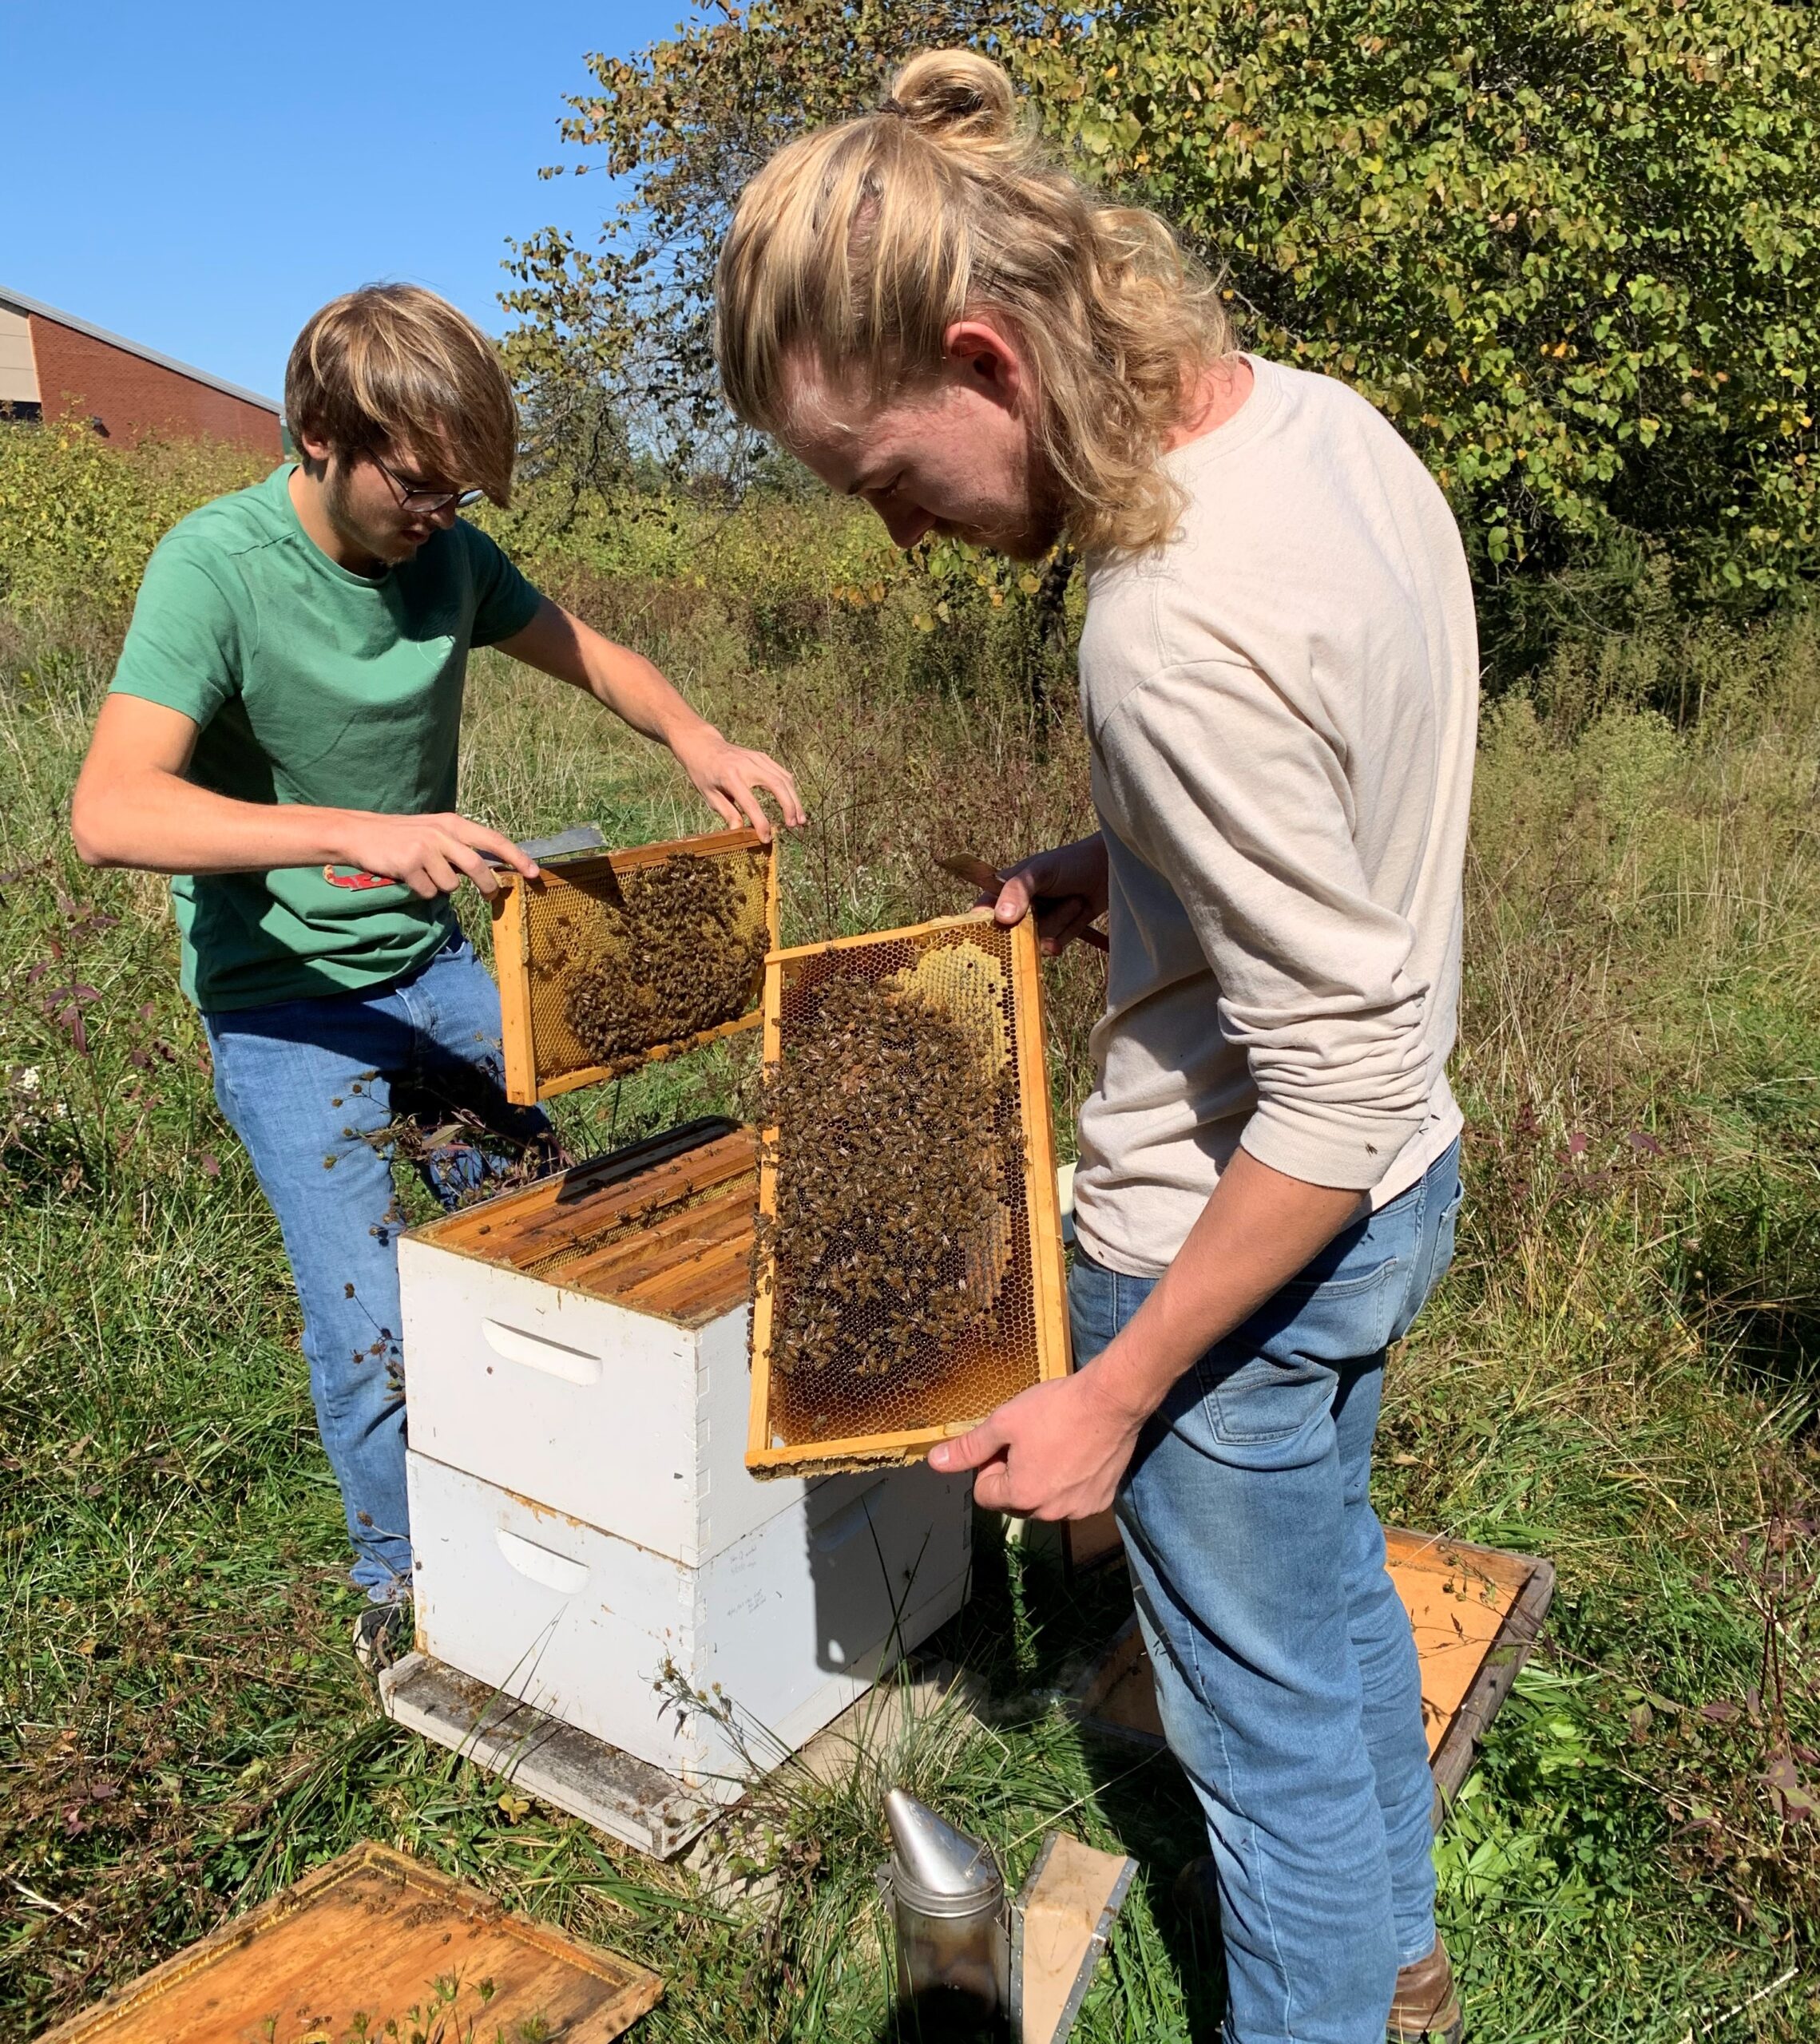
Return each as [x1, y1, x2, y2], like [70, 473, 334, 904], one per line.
[510, 0, 1817, 647]
[504, 0, 1059, 477]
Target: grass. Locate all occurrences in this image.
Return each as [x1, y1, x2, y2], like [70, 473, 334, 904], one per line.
[3, 561, 1820, 2041]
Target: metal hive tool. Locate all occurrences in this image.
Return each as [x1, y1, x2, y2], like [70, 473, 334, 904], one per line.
[491, 826, 778, 1106]
[747, 911, 1070, 1477]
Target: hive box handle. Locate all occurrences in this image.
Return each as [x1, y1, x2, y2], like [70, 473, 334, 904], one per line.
[483, 1318, 601, 1387]
[494, 1528, 590, 1595]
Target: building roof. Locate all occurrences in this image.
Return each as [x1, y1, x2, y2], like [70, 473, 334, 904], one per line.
[0, 285, 280, 414]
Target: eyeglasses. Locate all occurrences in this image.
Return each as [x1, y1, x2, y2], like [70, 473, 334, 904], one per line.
[371, 453, 484, 515]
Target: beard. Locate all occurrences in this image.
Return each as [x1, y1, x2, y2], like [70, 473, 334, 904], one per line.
[939, 473, 1069, 563]
[323, 465, 408, 570]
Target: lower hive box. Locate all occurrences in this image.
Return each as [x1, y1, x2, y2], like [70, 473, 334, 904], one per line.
[408, 1451, 971, 1785]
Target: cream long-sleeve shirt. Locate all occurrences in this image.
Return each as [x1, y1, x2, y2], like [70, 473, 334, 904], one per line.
[1071, 355, 1477, 1280]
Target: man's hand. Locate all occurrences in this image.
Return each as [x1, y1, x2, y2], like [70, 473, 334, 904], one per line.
[929, 1365, 1145, 1519]
[498, 598, 806, 842]
[333, 812, 540, 900]
[984, 834, 1109, 955]
[669, 725, 807, 842]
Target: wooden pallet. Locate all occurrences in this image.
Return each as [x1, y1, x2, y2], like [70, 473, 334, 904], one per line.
[747, 912, 1071, 1476]
[493, 825, 777, 1106]
[1069, 1527, 1556, 1807]
[42, 1840, 661, 2043]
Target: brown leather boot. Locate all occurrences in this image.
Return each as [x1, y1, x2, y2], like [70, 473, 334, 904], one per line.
[1387, 1937, 1464, 2043]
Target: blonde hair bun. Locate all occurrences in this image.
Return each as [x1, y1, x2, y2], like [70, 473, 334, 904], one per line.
[887, 49, 1017, 149]
[717, 45, 1231, 556]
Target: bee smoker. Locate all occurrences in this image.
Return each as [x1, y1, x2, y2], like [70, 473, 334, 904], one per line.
[882, 1787, 1009, 2037]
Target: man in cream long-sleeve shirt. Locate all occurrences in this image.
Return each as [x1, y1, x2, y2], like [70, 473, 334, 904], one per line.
[1073, 351, 1473, 1277]
[716, 50, 1476, 2044]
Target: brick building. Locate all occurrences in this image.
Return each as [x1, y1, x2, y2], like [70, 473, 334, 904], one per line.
[0, 286, 281, 456]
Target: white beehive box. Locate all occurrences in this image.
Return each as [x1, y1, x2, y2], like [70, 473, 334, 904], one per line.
[399, 1122, 805, 1566]
[395, 1118, 973, 1796]
[406, 1452, 970, 1784]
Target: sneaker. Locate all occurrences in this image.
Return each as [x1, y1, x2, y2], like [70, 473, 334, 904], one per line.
[1388, 1937, 1464, 2044]
[352, 1596, 412, 1674]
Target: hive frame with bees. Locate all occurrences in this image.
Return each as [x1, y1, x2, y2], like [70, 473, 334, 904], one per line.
[492, 826, 778, 1107]
[747, 910, 1071, 1477]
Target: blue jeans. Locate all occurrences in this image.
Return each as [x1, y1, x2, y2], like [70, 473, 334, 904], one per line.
[205, 933, 551, 1598]
[1072, 1142, 1462, 2044]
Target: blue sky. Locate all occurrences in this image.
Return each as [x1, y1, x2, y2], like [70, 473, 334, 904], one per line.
[5, 2, 694, 401]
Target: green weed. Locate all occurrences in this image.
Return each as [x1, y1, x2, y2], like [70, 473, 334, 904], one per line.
[3, 484, 1819, 2036]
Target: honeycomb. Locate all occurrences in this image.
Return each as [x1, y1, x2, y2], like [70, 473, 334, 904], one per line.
[498, 830, 773, 1100]
[749, 914, 1067, 1472]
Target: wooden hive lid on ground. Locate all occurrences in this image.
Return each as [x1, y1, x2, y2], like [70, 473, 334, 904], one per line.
[41, 1840, 662, 2044]
[1070, 1527, 1557, 1805]
[747, 910, 1069, 1476]
[492, 825, 777, 1106]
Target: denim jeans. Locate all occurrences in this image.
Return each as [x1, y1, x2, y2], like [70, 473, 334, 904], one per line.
[205, 933, 550, 1598]
[1071, 1141, 1462, 2044]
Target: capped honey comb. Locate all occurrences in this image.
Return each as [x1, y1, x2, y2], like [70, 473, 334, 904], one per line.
[492, 826, 777, 1106]
[747, 913, 1070, 1476]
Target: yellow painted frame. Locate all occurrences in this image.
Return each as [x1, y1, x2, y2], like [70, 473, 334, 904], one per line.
[491, 824, 777, 1107]
[747, 910, 1071, 1477]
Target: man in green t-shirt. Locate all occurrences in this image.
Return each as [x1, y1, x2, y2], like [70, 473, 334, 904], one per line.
[71, 284, 803, 1664]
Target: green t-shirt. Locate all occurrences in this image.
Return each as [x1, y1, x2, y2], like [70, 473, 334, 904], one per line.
[109, 464, 542, 1012]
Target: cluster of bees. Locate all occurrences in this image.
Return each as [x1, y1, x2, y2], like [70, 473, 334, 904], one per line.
[757, 969, 1020, 1381]
[561, 852, 768, 1065]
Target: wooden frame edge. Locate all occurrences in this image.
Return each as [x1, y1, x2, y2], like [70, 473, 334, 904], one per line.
[1009, 916, 1072, 1384]
[38, 1840, 664, 2042]
[746, 952, 785, 1471]
[1430, 1555, 1556, 1810]
[747, 1419, 976, 1476]
[493, 879, 539, 1107]
[765, 909, 997, 967]
[531, 1010, 762, 1103]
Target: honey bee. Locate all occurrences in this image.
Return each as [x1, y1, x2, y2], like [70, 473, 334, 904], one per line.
[561, 850, 768, 1064]
[754, 967, 1024, 1388]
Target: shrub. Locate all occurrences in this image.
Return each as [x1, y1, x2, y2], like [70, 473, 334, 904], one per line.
[0, 422, 265, 618]
[1028, 0, 1819, 612]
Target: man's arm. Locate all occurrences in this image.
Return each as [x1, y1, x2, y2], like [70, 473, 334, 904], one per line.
[930, 1150, 1362, 1515]
[938, 653, 1435, 1516]
[496, 597, 806, 840]
[71, 695, 537, 898]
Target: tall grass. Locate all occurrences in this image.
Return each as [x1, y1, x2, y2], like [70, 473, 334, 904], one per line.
[2, 431, 1818, 2039]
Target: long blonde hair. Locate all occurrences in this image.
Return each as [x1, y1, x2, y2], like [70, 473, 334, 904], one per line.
[714, 48, 1231, 556]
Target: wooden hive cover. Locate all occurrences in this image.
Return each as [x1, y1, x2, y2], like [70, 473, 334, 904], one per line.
[747, 912, 1069, 1476]
[41, 1841, 661, 2044]
[1074, 1527, 1555, 1800]
[493, 826, 777, 1106]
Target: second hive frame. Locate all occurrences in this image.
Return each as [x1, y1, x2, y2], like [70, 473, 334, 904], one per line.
[747, 910, 1071, 1476]
[491, 825, 779, 1107]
